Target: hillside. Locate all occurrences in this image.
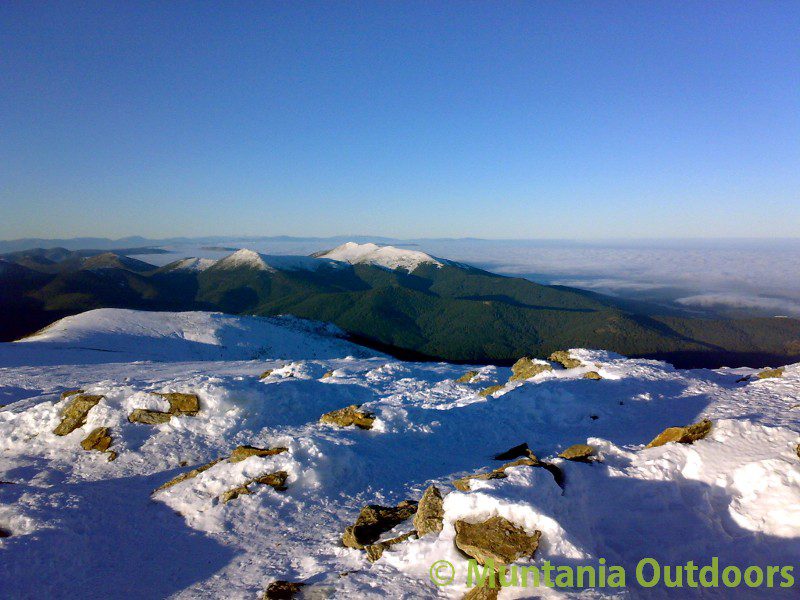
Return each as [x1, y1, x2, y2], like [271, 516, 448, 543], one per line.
[1, 244, 799, 368]
[0, 309, 798, 598]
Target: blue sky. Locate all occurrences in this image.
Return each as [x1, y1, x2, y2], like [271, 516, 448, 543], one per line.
[1, 1, 798, 240]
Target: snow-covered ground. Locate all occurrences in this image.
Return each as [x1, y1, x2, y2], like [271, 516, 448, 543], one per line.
[1, 309, 798, 599]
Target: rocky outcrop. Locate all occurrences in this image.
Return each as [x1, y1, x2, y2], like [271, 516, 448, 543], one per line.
[155, 392, 200, 416]
[757, 368, 784, 380]
[646, 419, 712, 448]
[583, 371, 602, 380]
[80, 427, 117, 461]
[61, 389, 84, 400]
[493, 442, 533, 461]
[509, 358, 553, 381]
[263, 580, 305, 599]
[321, 370, 335, 379]
[548, 350, 581, 369]
[220, 471, 289, 503]
[53, 394, 104, 436]
[365, 530, 417, 562]
[259, 369, 274, 380]
[414, 485, 444, 536]
[128, 409, 172, 425]
[342, 501, 418, 549]
[155, 458, 224, 492]
[454, 516, 541, 564]
[129, 392, 201, 424]
[456, 370, 479, 383]
[229, 445, 288, 463]
[320, 405, 375, 430]
[478, 384, 504, 397]
[558, 444, 596, 462]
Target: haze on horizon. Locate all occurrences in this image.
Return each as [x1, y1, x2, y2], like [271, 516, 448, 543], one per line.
[2, 1, 799, 240]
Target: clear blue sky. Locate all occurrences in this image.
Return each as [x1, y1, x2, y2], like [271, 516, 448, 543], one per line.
[2, 1, 798, 240]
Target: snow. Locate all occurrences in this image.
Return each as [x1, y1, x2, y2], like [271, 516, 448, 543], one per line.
[318, 242, 445, 272]
[1, 311, 799, 598]
[171, 257, 217, 272]
[211, 248, 344, 273]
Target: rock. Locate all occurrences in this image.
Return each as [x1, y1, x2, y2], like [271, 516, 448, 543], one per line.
[509, 358, 553, 381]
[221, 485, 252, 503]
[53, 394, 104, 436]
[263, 580, 305, 599]
[229, 445, 288, 463]
[128, 408, 172, 425]
[155, 392, 200, 416]
[321, 370, 335, 379]
[736, 375, 751, 383]
[757, 368, 784, 380]
[342, 501, 418, 549]
[646, 419, 712, 448]
[253, 471, 289, 491]
[365, 530, 417, 562]
[478, 384, 504, 397]
[320, 405, 375, 430]
[493, 442, 533, 461]
[456, 370, 479, 383]
[454, 516, 541, 565]
[414, 485, 444, 536]
[796, 443, 800, 460]
[259, 369, 274, 380]
[80, 427, 115, 460]
[548, 350, 582, 369]
[154, 458, 224, 492]
[558, 444, 596, 462]
[583, 371, 602, 380]
[454, 457, 540, 491]
[463, 570, 500, 600]
[221, 471, 289, 503]
[60, 389, 84, 400]
[0, 526, 11, 538]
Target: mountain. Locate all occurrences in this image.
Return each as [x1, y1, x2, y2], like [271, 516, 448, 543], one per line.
[0, 308, 798, 597]
[1, 242, 799, 368]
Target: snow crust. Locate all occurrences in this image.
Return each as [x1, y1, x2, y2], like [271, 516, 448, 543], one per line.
[318, 242, 444, 272]
[1, 311, 799, 598]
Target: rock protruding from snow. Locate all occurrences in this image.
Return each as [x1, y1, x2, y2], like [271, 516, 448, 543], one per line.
[228, 445, 287, 463]
[342, 501, 418, 549]
[558, 443, 596, 462]
[80, 427, 116, 461]
[413, 485, 445, 537]
[454, 516, 541, 565]
[154, 392, 200, 416]
[128, 408, 172, 425]
[456, 370, 479, 383]
[365, 530, 417, 562]
[316, 242, 444, 272]
[757, 367, 785, 379]
[263, 580, 305, 599]
[155, 459, 224, 493]
[220, 471, 288, 503]
[454, 457, 541, 492]
[53, 394, 103, 436]
[493, 443, 535, 461]
[583, 370, 602, 380]
[509, 357, 553, 381]
[478, 384, 504, 397]
[319, 405, 375, 430]
[646, 418, 713, 448]
[548, 350, 582, 369]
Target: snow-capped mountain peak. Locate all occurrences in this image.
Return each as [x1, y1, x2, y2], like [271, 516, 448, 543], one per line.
[316, 241, 444, 272]
[171, 257, 217, 272]
[213, 249, 273, 272]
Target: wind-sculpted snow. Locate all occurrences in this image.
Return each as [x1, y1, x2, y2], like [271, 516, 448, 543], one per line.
[0, 311, 799, 598]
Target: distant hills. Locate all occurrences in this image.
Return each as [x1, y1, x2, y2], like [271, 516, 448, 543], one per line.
[2, 242, 799, 368]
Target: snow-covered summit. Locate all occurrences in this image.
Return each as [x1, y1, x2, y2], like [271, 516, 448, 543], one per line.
[212, 249, 343, 273]
[316, 242, 444, 272]
[7, 308, 375, 364]
[169, 257, 217, 272]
